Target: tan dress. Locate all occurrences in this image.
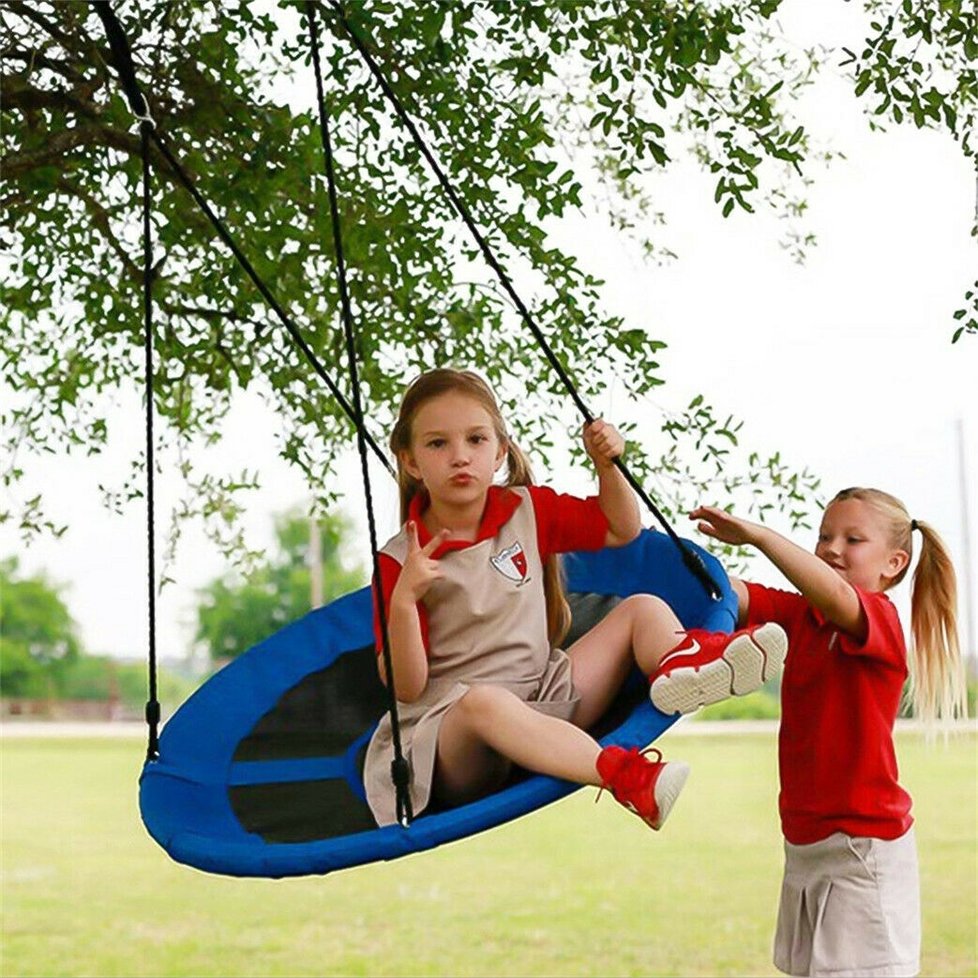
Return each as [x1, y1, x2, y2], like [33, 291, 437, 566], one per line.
[364, 487, 580, 826]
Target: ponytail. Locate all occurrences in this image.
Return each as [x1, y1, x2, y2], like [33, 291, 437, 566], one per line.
[908, 519, 968, 724]
[505, 442, 572, 648]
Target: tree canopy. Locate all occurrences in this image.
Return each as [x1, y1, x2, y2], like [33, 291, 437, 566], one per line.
[2, 1, 974, 560]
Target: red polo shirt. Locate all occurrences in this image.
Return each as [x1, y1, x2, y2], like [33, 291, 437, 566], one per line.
[373, 485, 608, 653]
[745, 582, 913, 844]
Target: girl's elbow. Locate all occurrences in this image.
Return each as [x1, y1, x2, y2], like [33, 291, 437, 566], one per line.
[823, 580, 865, 637]
[377, 664, 422, 702]
[395, 683, 423, 704]
[392, 669, 428, 703]
[605, 526, 641, 549]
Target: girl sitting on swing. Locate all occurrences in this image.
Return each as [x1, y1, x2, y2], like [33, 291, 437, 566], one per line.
[364, 368, 787, 828]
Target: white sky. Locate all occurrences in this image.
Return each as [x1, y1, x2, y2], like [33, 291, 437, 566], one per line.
[3, 2, 976, 669]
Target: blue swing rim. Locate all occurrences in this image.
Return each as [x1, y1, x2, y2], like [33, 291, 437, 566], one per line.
[139, 529, 736, 878]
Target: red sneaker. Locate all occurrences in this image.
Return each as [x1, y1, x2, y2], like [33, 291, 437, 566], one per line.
[649, 622, 788, 716]
[595, 745, 690, 831]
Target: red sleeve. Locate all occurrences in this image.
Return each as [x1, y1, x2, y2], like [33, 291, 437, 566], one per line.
[837, 588, 907, 668]
[372, 553, 430, 655]
[744, 581, 809, 633]
[527, 484, 609, 559]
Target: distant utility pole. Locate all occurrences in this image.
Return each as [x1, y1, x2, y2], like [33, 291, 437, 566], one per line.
[308, 515, 323, 610]
[957, 417, 976, 669]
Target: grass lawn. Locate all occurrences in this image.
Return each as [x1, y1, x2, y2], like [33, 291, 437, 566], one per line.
[2, 728, 975, 977]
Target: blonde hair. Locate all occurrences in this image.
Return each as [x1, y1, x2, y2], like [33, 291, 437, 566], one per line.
[830, 487, 968, 724]
[390, 368, 571, 646]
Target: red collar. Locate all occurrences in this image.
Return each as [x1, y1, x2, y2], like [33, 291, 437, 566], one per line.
[407, 485, 523, 557]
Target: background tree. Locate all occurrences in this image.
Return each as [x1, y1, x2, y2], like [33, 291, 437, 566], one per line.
[53, 653, 197, 712]
[2, 1, 973, 565]
[194, 508, 363, 662]
[0, 554, 197, 708]
[0, 556, 82, 696]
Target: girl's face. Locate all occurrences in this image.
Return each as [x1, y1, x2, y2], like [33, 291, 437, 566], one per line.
[401, 391, 506, 509]
[815, 498, 909, 593]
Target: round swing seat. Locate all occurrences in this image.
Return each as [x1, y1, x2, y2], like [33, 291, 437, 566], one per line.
[139, 528, 736, 878]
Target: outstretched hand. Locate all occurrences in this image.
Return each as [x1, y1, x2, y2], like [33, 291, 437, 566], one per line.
[689, 505, 759, 547]
[395, 521, 450, 602]
[583, 418, 625, 470]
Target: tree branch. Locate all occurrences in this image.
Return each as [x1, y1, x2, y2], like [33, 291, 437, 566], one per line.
[1, 122, 142, 178]
[1, 74, 102, 120]
[158, 302, 267, 331]
[1, 47, 89, 85]
[4, 0, 78, 48]
[53, 174, 140, 281]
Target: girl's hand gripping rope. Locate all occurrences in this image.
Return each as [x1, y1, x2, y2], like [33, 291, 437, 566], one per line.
[583, 418, 625, 470]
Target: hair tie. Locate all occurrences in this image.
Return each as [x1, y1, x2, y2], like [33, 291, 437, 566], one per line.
[910, 519, 919, 532]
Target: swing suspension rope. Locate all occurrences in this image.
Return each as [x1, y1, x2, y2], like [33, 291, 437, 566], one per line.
[138, 103, 160, 761]
[91, 0, 720, 778]
[304, 1, 413, 826]
[94, 0, 412, 817]
[91, 0, 399, 770]
[303, 2, 717, 819]
[91, 0, 394, 480]
[324, 0, 721, 602]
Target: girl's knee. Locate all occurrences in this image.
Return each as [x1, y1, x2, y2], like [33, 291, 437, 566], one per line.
[618, 593, 672, 623]
[448, 685, 523, 745]
[456, 684, 516, 719]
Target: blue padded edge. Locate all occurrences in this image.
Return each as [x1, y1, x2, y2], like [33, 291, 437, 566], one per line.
[140, 530, 736, 878]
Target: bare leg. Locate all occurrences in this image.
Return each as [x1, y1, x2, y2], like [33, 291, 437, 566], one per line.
[433, 685, 602, 808]
[567, 594, 684, 730]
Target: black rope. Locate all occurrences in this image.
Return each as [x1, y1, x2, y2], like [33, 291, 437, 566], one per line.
[90, 0, 394, 479]
[93, 0, 718, 599]
[143, 133, 396, 475]
[92, 0, 146, 117]
[92, 0, 160, 759]
[140, 119, 161, 761]
[327, 0, 721, 600]
[305, 1, 413, 827]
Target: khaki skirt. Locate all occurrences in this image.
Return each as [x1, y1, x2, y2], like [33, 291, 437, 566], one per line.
[774, 828, 920, 977]
[364, 646, 579, 827]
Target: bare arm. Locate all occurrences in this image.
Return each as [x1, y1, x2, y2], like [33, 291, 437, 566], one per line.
[584, 419, 640, 547]
[377, 523, 450, 701]
[691, 506, 866, 639]
[378, 591, 429, 702]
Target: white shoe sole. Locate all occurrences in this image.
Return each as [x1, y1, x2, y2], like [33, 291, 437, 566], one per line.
[649, 623, 788, 716]
[651, 761, 690, 830]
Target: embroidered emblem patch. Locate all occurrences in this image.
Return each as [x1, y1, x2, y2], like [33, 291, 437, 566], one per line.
[490, 541, 529, 584]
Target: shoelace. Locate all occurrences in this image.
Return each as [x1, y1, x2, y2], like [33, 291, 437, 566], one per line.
[595, 745, 664, 806]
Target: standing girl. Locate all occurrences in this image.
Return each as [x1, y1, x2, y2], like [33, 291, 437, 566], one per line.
[650, 488, 967, 977]
[363, 368, 788, 830]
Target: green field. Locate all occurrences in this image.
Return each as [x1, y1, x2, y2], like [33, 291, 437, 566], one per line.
[2, 729, 975, 978]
